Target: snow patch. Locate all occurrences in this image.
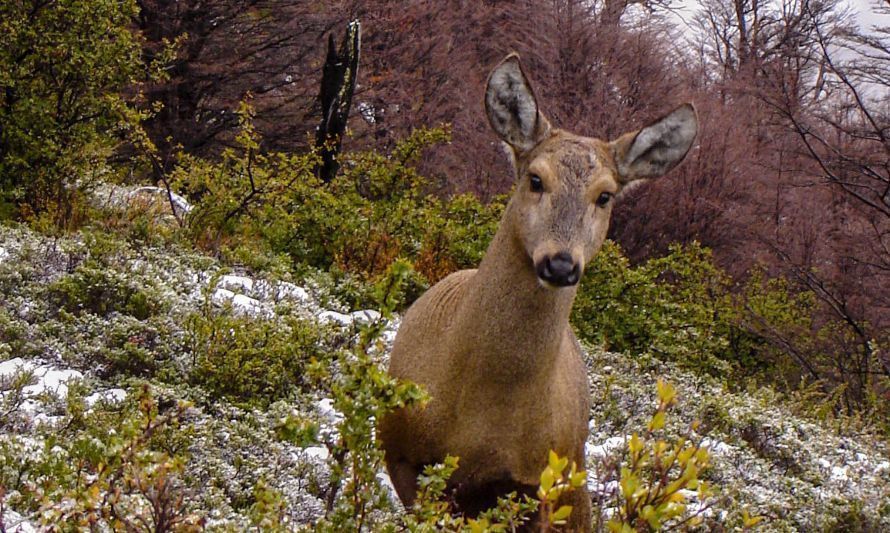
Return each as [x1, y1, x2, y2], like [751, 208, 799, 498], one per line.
[317, 311, 354, 326]
[0, 508, 37, 533]
[85, 388, 127, 407]
[276, 282, 310, 303]
[700, 438, 732, 455]
[217, 274, 254, 293]
[317, 309, 382, 327]
[302, 446, 330, 461]
[0, 358, 83, 399]
[377, 471, 400, 505]
[128, 186, 193, 215]
[351, 310, 381, 324]
[211, 288, 267, 317]
[830, 465, 849, 482]
[315, 398, 343, 424]
[587, 436, 627, 460]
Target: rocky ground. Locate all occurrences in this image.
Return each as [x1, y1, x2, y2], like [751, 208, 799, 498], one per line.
[0, 222, 888, 531]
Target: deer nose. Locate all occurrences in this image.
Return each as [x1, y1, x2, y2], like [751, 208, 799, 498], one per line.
[536, 252, 580, 287]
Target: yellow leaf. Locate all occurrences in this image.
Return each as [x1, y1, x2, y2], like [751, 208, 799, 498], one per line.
[742, 508, 764, 528]
[648, 411, 666, 431]
[551, 505, 573, 523]
[643, 504, 660, 529]
[570, 470, 587, 487]
[668, 491, 686, 503]
[548, 486, 563, 501]
[656, 379, 677, 405]
[469, 518, 489, 533]
[549, 449, 560, 470]
[677, 446, 695, 464]
[629, 433, 643, 456]
[540, 467, 555, 493]
[695, 447, 710, 464]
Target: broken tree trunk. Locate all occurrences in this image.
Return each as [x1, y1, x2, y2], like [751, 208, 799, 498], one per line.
[314, 20, 361, 183]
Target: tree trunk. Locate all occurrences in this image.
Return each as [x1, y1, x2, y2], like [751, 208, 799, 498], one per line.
[314, 20, 361, 183]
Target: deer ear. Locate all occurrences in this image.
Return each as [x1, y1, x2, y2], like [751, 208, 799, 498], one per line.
[485, 54, 551, 154]
[612, 104, 698, 183]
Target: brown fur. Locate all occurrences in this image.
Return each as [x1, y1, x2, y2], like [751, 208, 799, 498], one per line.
[379, 54, 697, 531]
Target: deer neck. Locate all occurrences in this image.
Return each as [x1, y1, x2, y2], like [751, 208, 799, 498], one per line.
[455, 208, 578, 382]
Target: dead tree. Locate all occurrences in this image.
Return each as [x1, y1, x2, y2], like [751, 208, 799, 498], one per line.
[314, 20, 360, 183]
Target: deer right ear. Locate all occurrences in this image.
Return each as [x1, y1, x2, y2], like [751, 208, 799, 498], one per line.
[485, 54, 551, 154]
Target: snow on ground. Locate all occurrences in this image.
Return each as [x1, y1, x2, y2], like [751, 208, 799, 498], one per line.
[92, 184, 193, 218]
[0, 357, 83, 413]
[0, 509, 36, 533]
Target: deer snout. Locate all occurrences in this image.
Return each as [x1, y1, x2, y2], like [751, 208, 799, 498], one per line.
[536, 251, 581, 287]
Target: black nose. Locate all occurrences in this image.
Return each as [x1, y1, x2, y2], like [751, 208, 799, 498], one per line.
[536, 252, 580, 287]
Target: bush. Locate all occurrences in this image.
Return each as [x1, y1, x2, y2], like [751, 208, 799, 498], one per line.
[592, 380, 721, 532]
[47, 262, 164, 320]
[0, 384, 201, 530]
[0, 0, 153, 226]
[171, 106, 502, 308]
[185, 292, 328, 407]
[573, 242, 754, 376]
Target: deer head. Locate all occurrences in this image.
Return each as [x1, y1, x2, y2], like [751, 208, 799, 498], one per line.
[485, 54, 698, 287]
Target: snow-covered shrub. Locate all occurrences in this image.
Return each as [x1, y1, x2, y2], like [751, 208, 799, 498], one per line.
[47, 262, 165, 320]
[1, 384, 201, 530]
[185, 294, 329, 407]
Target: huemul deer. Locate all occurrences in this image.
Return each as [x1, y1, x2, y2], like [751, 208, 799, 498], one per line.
[379, 54, 697, 531]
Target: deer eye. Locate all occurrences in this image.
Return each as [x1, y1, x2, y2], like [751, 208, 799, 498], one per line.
[596, 192, 613, 207]
[529, 174, 544, 193]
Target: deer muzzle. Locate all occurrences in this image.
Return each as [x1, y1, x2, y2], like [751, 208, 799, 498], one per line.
[536, 251, 581, 287]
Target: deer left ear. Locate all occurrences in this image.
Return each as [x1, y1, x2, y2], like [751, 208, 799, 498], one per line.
[612, 104, 698, 183]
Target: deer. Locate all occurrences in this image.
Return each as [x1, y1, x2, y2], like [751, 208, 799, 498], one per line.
[378, 53, 698, 531]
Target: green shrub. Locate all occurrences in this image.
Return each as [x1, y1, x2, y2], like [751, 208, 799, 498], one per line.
[823, 499, 883, 533]
[310, 260, 429, 531]
[47, 262, 164, 320]
[573, 241, 750, 376]
[171, 106, 501, 309]
[0, 0, 153, 226]
[0, 384, 201, 530]
[185, 294, 327, 407]
[600, 381, 720, 532]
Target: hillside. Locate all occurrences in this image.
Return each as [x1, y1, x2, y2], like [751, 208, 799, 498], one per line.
[1, 221, 887, 531]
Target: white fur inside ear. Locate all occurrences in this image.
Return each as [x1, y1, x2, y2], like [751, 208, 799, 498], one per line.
[486, 59, 539, 152]
[619, 105, 697, 180]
